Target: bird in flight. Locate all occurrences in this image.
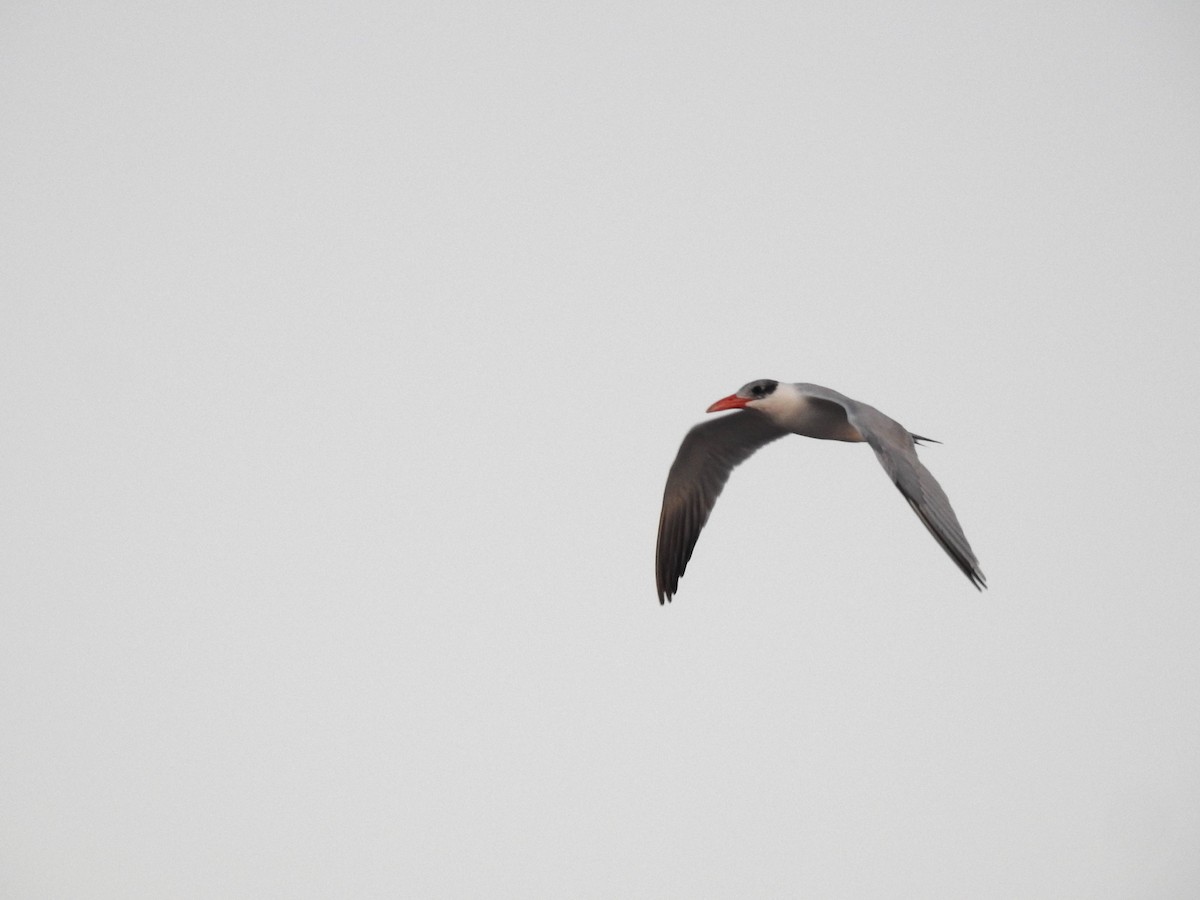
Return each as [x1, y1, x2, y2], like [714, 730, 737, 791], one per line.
[656, 380, 986, 603]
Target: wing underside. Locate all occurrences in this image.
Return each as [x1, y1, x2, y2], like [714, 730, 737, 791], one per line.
[655, 412, 787, 603]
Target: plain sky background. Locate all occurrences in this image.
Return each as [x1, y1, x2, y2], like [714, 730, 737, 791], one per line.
[3, 2, 1199, 897]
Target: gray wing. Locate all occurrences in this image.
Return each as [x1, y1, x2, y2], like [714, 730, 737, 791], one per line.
[846, 402, 987, 590]
[656, 411, 788, 603]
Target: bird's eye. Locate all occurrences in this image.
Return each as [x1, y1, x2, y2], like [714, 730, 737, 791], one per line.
[753, 386, 763, 395]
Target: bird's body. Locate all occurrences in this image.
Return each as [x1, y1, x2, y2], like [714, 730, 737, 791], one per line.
[655, 380, 986, 603]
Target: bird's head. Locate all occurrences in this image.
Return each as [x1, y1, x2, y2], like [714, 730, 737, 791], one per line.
[706, 379, 780, 413]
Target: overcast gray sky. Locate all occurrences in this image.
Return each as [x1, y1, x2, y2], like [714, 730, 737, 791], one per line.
[3, 2, 1200, 897]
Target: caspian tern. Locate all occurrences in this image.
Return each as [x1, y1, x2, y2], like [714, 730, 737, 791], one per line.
[656, 380, 986, 603]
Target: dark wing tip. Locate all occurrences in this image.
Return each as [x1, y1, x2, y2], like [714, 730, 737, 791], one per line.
[656, 565, 673, 604]
[902, 495, 987, 592]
